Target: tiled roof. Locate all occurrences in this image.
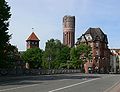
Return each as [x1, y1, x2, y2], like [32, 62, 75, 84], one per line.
[85, 28, 107, 42]
[77, 27, 108, 44]
[26, 32, 39, 41]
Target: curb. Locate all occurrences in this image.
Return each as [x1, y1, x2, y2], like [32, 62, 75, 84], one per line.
[104, 80, 120, 92]
[109, 82, 120, 92]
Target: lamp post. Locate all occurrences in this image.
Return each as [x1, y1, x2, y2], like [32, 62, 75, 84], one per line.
[98, 56, 100, 73]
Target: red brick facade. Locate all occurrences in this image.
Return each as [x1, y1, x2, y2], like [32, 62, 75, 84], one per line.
[76, 28, 110, 73]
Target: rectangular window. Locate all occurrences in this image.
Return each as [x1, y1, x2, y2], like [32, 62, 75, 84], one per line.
[27, 41, 30, 45]
[96, 50, 99, 55]
[35, 42, 37, 44]
[96, 42, 99, 47]
[32, 42, 34, 44]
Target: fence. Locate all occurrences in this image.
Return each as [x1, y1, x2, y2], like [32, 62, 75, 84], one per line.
[0, 69, 81, 76]
[27, 69, 81, 75]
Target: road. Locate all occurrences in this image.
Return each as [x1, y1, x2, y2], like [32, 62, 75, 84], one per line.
[0, 73, 120, 92]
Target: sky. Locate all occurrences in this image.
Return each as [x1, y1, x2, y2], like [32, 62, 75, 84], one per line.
[6, 0, 120, 51]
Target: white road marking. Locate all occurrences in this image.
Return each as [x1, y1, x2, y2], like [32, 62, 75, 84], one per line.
[0, 79, 71, 92]
[0, 84, 39, 92]
[48, 78, 100, 92]
[0, 74, 116, 92]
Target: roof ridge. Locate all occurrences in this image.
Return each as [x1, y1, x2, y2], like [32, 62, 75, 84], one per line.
[26, 32, 40, 41]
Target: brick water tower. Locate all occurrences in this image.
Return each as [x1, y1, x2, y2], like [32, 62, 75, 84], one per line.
[63, 15, 75, 47]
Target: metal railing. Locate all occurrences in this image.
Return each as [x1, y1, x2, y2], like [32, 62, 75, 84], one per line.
[0, 69, 81, 76]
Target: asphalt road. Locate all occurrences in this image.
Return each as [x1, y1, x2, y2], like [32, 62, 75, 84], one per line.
[0, 73, 120, 92]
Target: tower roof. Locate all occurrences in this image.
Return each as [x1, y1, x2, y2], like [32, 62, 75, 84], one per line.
[26, 32, 39, 41]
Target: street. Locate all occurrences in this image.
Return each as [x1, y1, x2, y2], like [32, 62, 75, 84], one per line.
[0, 73, 120, 92]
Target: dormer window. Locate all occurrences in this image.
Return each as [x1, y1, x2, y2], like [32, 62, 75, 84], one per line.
[85, 34, 92, 41]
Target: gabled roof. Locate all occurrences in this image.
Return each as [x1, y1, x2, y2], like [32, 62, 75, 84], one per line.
[77, 27, 108, 44]
[85, 28, 108, 43]
[26, 32, 39, 41]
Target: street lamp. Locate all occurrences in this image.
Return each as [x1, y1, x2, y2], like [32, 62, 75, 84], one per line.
[98, 56, 100, 73]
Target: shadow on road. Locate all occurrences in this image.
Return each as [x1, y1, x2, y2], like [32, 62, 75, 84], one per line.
[0, 74, 101, 86]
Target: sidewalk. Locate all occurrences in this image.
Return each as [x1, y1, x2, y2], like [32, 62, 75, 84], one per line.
[0, 75, 27, 82]
[0, 74, 69, 83]
[109, 83, 120, 92]
[105, 81, 120, 92]
[0, 75, 44, 83]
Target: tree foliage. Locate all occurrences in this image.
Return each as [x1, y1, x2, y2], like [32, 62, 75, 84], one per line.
[21, 48, 43, 69]
[0, 0, 11, 66]
[42, 39, 70, 69]
[0, 44, 19, 68]
[70, 43, 92, 68]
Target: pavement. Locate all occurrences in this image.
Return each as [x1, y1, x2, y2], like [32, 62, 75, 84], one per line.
[107, 81, 120, 92]
[0, 73, 120, 92]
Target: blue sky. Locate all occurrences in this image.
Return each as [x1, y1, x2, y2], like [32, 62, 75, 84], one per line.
[7, 0, 120, 51]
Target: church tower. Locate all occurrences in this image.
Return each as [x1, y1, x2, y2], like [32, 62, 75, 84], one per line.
[26, 32, 40, 49]
[63, 15, 75, 47]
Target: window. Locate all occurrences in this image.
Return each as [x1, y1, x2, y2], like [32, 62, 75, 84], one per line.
[96, 60, 99, 63]
[32, 42, 34, 44]
[90, 43, 93, 47]
[85, 34, 92, 41]
[27, 41, 30, 45]
[35, 42, 38, 45]
[96, 42, 99, 47]
[88, 37, 91, 40]
[96, 50, 99, 55]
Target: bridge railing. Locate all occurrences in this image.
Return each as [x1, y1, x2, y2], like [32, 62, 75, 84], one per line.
[25, 69, 81, 75]
[0, 69, 81, 76]
[1, 68, 116, 76]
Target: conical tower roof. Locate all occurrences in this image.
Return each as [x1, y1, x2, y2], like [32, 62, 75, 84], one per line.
[26, 32, 39, 41]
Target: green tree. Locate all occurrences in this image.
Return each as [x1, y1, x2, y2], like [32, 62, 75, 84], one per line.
[0, 44, 20, 68]
[42, 39, 70, 69]
[0, 0, 11, 67]
[21, 48, 43, 69]
[5, 44, 20, 68]
[70, 43, 92, 69]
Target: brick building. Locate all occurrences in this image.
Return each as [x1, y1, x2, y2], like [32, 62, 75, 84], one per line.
[63, 15, 75, 47]
[26, 32, 40, 49]
[76, 28, 110, 73]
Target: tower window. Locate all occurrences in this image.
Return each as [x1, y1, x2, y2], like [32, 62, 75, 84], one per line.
[65, 33, 67, 36]
[27, 41, 30, 45]
[35, 42, 38, 44]
[32, 42, 34, 44]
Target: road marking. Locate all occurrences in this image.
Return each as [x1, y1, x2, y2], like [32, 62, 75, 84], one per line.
[0, 84, 39, 92]
[48, 78, 100, 92]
